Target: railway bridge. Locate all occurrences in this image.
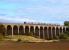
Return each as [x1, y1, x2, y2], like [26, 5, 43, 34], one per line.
[1, 23, 69, 40]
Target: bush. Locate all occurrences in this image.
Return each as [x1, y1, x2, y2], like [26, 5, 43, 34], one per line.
[29, 33, 33, 36]
[65, 31, 69, 37]
[59, 34, 68, 39]
[26, 33, 33, 36]
[0, 35, 4, 41]
[52, 36, 59, 40]
[17, 38, 22, 42]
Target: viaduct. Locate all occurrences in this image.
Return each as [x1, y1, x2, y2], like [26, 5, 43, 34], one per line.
[1, 22, 69, 40]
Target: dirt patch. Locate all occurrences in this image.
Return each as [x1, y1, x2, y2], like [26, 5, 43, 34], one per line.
[0, 40, 69, 50]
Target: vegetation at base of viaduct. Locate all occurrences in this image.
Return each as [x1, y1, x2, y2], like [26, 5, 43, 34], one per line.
[64, 21, 69, 37]
[59, 21, 69, 40]
[0, 24, 6, 40]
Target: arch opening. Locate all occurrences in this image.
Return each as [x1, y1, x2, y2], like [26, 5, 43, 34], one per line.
[25, 26, 29, 35]
[63, 27, 65, 33]
[60, 27, 62, 34]
[30, 26, 34, 36]
[52, 27, 56, 39]
[44, 27, 48, 39]
[7, 25, 12, 35]
[40, 27, 43, 39]
[56, 27, 59, 37]
[66, 27, 69, 32]
[35, 26, 39, 38]
[19, 26, 24, 35]
[48, 27, 52, 40]
[13, 25, 18, 35]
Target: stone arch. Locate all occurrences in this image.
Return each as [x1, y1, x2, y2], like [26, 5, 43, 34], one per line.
[40, 26, 43, 39]
[52, 27, 56, 39]
[19, 25, 24, 35]
[13, 25, 18, 35]
[25, 26, 29, 35]
[44, 27, 48, 39]
[48, 27, 52, 40]
[7, 25, 12, 35]
[56, 27, 59, 37]
[35, 26, 39, 37]
[30, 26, 34, 36]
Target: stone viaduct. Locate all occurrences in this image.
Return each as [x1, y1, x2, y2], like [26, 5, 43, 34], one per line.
[2, 23, 68, 40]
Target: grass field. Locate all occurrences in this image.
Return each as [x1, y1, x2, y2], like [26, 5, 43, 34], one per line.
[4, 35, 58, 42]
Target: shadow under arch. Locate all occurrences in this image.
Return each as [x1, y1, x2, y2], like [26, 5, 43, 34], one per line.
[13, 25, 18, 35]
[66, 27, 69, 32]
[56, 27, 59, 37]
[52, 27, 56, 39]
[44, 27, 48, 39]
[48, 27, 52, 40]
[19, 25, 24, 35]
[60, 27, 62, 34]
[30, 26, 34, 36]
[35, 26, 39, 37]
[0, 24, 6, 36]
[7, 25, 12, 35]
[25, 26, 29, 35]
[40, 26, 43, 39]
[63, 27, 65, 33]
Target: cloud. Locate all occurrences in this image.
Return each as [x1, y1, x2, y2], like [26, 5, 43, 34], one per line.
[0, 16, 36, 23]
[0, 0, 69, 24]
[45, 0, 69, 5]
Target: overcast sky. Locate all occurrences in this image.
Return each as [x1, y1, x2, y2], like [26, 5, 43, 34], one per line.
[0, 0, 69, 25]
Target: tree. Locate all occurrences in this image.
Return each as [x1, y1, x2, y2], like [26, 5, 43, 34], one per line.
[64, 21, 69, 36]
[64, 21, 69, 26]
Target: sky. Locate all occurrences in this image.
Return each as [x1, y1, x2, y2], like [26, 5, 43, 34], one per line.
[0, 0, 69, 25]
